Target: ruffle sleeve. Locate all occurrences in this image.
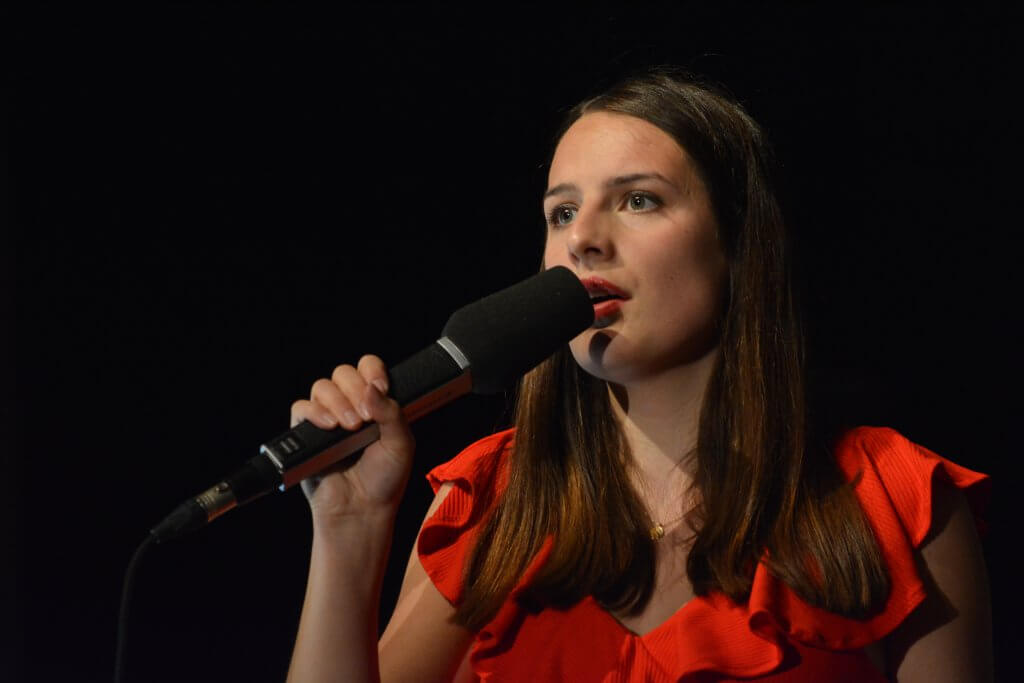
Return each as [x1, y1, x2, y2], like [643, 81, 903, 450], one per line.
[416, 429, 515, 605]
[743, 425, 991, 652]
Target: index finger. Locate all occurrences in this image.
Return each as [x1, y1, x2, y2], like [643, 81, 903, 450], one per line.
[357, 354, 390, 395]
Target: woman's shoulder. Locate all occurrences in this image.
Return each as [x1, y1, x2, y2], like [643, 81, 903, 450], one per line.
[425, 428, 515, 495]
[418, 429, 515, 605]
[739, 426, 991, 656]
[830, 425, 989, 547]
[826, 426, 994, 679]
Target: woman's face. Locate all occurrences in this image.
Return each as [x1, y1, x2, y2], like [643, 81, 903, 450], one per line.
[543, 111, 728, 385]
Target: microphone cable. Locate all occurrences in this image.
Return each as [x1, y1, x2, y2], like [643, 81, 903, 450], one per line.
[114, 534, 156, 683]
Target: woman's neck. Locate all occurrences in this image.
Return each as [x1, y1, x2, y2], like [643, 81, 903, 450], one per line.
[608, 345, 719, 497]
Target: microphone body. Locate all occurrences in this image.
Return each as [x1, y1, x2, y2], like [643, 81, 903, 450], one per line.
[151, 266, 593, 542]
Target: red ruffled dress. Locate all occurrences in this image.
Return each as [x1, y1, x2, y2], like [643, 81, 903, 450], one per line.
[417, 426, 989, 682]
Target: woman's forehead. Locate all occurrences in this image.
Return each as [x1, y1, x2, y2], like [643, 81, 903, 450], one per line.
[548, 112, 693, 188]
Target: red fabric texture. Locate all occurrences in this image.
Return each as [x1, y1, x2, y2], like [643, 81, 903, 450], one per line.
[417, 427, 989, 682]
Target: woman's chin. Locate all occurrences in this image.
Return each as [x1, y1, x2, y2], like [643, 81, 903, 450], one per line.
[569, 332, 633, 384]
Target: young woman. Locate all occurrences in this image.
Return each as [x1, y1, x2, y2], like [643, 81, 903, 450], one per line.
[286, 69, 992, 682]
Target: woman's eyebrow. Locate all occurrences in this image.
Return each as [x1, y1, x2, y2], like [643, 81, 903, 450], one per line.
[606, 172, 676, 189]
[543, 182, 578, 200]
[543, 172, 676, 200]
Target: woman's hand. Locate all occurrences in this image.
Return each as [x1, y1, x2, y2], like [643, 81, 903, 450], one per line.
[290, 354, 415, 527]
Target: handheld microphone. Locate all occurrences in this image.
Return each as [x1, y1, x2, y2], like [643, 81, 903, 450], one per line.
[150, 266, 593, 541]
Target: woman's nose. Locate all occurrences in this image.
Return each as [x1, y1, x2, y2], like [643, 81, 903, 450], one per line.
[566, 212, 614, 266]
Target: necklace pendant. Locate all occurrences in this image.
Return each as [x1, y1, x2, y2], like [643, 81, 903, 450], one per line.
[650, 523, 665, 540]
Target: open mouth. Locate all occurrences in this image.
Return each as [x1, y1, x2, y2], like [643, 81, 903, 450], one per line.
[580, 276, 630, 303]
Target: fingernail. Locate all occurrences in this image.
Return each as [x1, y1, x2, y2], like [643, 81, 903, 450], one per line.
[322, 412, 339, 427]
[357, 402, 372, 421]
[373, 378, 388, 394]
[342, 410, 360, 427]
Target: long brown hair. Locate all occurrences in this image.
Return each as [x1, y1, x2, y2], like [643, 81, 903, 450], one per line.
[455, 68, 888, 631]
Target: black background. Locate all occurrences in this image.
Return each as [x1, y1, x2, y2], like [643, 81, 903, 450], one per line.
[7, 4, 1021, 682]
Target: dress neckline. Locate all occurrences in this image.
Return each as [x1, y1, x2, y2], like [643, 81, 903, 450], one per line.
[589, 594, 699, 643]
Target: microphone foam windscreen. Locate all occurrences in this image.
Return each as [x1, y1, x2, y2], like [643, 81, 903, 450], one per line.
[441, 266, 594, 394]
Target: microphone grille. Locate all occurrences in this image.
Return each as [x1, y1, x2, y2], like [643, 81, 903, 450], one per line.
[441, 266, 593, 394]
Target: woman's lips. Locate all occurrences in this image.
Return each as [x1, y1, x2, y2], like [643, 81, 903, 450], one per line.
[580, 276, 629, 325]
[580, 276, 630, 300]
[592, 298, 623, 320]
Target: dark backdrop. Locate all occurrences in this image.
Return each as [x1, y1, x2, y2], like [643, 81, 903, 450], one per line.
[7, 4, 1020, 682]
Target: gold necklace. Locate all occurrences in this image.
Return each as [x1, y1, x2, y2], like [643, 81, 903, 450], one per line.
[641, 473, 696, 541]
[649, 511, 690, 541]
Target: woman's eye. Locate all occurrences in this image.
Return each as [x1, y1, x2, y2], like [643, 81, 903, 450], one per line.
[626, 192, 660, 211]
[547, 205, 577, 227]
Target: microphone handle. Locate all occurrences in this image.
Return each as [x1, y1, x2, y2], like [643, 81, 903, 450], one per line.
[265, 340, 470, 488]
[150, 339, 471, 542]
